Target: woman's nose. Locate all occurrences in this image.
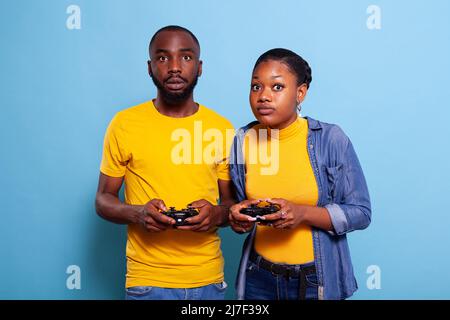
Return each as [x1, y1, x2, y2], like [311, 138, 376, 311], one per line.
[258, 87, 272, 102]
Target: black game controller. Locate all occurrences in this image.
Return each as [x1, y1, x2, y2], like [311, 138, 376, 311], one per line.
[239, 203, 281, 222]
[161, 205, 199, 226]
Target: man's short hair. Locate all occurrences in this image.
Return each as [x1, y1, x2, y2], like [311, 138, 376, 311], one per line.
[149, 25, 200, 55]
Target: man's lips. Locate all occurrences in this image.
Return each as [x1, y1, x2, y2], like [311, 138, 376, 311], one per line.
[256, 105, 275, 116]
[165, 77, 186, 90]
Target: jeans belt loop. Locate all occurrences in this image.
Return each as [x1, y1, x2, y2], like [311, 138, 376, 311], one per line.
[256, 255, 262, 271]
[270, 263, 278, 277]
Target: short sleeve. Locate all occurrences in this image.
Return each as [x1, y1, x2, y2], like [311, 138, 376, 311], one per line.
[216, 159, 230, 180]
[216, 122, 235, 181]
[100, 114, 129, 177]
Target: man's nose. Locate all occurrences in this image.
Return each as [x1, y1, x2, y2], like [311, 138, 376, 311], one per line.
[168, 59, 181, 74]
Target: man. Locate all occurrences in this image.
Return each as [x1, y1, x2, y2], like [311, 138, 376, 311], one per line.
[95, 25, 235, 300]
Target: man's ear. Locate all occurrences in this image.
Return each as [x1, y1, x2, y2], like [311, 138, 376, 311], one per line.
[296, 83, 308, 105]
[198, 60, 203, 77]
[147, 60, 152, 77]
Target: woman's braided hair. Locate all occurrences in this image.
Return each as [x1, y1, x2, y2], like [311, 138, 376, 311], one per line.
[253, 48, 312, 88]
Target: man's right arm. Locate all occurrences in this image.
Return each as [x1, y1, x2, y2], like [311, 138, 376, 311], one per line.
[95, 172, 176, 231]
[95, 172, 143, 224]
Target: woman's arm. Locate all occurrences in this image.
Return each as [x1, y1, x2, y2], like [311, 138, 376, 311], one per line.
[262, 132, 371, 234]
[262, 199, 333, 231]
[301, 205, 333, 231]
[324, 134, 371, 236]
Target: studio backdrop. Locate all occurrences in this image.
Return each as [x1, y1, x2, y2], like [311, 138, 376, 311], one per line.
[1, 0, 449, 299]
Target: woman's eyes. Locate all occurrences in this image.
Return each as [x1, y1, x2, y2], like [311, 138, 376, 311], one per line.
[158, 56, 168, 62]
[182, 55, 192, 61]
[251, 84, 284, 91]
[273, 84, 284, 91]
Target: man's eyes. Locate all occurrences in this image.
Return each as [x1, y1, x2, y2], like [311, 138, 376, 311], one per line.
[157, 56, 192, 62]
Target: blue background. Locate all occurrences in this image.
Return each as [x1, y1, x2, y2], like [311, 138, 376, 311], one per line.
[1, 0, 449, 299]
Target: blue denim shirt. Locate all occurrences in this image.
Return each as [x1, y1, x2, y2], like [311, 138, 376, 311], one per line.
[229, 116, 372, 300]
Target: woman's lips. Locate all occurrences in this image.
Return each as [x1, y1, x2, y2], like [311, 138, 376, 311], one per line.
[257, 107, 275, 116]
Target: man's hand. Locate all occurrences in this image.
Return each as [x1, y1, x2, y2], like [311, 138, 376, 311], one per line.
[138, 199, 176, 232]
[228, 199, 262, 234]
[176, 199, 224, 232]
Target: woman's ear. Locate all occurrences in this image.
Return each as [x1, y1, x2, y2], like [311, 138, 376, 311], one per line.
[296, 84, 308, 105]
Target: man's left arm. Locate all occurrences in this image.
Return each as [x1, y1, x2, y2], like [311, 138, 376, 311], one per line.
[177, 179, 236, 231]
[214, 179, 237, 227]
[178, 122, 237, 231]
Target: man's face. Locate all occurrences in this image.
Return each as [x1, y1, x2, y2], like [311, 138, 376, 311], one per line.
[149, 30, 202, 104]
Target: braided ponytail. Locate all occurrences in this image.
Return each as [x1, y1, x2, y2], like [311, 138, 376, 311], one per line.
[301, 59, 312, 88]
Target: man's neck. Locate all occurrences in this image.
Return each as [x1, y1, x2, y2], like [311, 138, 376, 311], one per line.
[153, 95, 198, 118]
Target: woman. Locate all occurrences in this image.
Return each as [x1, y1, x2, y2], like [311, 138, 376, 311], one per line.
[229, 48, 371, 300]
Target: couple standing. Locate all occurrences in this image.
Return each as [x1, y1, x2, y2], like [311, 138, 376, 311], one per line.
[95, 25, 371, 300]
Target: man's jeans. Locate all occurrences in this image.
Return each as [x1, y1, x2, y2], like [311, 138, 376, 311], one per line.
[244, 259, 319, 300]
[125, 281, 227, 300]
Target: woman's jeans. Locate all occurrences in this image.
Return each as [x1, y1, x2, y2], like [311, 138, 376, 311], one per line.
[244, 252, 319, 300]
[125, 281, 227, 300]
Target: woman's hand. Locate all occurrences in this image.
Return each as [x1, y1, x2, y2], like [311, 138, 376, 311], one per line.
[229, 199, 261, 233]
[262, 198, 306, 230]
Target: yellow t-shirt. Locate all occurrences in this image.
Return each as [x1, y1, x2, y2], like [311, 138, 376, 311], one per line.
[100, 100, 234, 288]
[244, 117, 318, 264]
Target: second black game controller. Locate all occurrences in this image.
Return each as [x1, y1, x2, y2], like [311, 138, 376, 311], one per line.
[239, 203, 281, 222]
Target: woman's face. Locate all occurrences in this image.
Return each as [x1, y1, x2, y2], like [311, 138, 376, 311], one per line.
[250, 60, 307, 129]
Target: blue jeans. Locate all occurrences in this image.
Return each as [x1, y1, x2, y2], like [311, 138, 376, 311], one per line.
[125, 281, 227, 300]
[244, 259, 319, 300]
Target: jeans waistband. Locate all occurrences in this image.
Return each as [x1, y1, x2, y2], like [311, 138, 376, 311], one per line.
[250, 250, 317, 300]
[249, 250, 316, 278]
